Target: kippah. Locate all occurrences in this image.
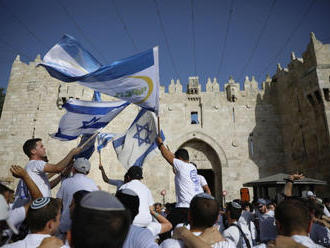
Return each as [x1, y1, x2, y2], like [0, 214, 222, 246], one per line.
[194, 193, 215, 200]
[80, 191, 125, 211]
[257, 198, 267, 205]
[231, 201, 242, 209]
[31, 197, 50, 209]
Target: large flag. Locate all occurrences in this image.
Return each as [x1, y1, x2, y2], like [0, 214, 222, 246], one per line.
[51, 98, 129, 141]
[113, 109, 164, 169]
[40, 35, 160, 113]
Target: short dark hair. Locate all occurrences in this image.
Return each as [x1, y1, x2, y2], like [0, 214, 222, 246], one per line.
[23, 138, 41, 158]
[71, 204, 131, 248]
[226, 202, 242, 220]
[72, 190, 90, 206]
[275, 199, 311, 236]
[26, 198, 59, 233]
[115, 191, 139, 221]
[174, 148, 189, 161]
[189, 196, 219, 228]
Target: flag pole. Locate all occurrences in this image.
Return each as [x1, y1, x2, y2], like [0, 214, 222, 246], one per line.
[98, 150, 102, 165]
[157, 116, 161, 136]
[78, 128, 103, 149]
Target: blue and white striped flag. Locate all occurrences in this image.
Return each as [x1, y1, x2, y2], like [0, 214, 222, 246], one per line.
[113, 109, 164, 169]
[51, 98, 129, 141]
[97, 132, 116, 152]
[40, 35, 160, 113]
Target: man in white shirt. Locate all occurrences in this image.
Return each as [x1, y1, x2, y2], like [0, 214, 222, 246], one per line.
[13, 138, 81, 208]
[223, 202, 253, 248]
[256, 199, 277, 243]
[56, 158, 98, 234]
[119, 166, 154, 227]
[191, 162, 211, 195]
[3, 197, 61, 248]
[275, 199, 325, 248]
[156, 136, 203, 239]
[160, 193, 235, 248]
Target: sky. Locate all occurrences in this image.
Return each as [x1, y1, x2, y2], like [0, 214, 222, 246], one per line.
[0, 0, 329, 92]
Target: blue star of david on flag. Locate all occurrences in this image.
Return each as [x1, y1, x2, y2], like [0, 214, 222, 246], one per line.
[133, 123, 152, 146]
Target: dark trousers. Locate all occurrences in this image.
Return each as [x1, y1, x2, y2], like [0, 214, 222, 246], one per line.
[159, 207, 189, 242]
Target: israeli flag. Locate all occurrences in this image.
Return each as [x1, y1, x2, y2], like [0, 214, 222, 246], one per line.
[51, 98, 129, 141]
[40, 35, 159, 113]
[113, 109, 164, 169]
[97, 132, 116, 152]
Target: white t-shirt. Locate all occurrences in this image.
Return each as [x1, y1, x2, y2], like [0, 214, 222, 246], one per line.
[3, 233, 50, 248]
[13, 160, 50, 208]
[173, 159, 203, 208]
[198, 174, 208, 187]
[120, 180, 154, 227]
[108, 179, 124, 191]
[238, 211, 257, 243]
[147, 221, 162, 237]
[8, 206, 26, 228]
[223, 222, 253, 248]
[123, 224, 159, 248]
[310, 222, 330, 247]
[160, 231, 236, 248]
[25, 160, 51, 197]
[291, 235, 325, 248]
[56, 173, 98, 233]
[257, 210, 277, 242]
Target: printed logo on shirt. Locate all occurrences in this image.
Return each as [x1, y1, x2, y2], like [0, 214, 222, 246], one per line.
[190, 169, 200, 192]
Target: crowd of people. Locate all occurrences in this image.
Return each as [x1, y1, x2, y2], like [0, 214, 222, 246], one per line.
[0, 137, 329, 247]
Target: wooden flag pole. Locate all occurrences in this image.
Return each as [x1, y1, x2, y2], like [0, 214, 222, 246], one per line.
[157, 116, 161, 136]
[78, 131, 99, 150]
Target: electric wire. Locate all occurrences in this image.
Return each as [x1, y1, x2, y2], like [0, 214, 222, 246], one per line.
[111, 0, 138, 51]
[55, 0, 109, 64]
[257, 0, 317, 78]
[216, 0, 235, 78]
[153, 0, 181, 79]
[238, 0, 277, 80]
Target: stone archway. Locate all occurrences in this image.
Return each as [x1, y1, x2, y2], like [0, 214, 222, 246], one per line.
[177, 137, 223, 201]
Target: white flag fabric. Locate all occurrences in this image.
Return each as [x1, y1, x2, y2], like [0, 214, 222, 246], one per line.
[113, 109, 163, 169]
[51, 98, 129, 141]
[40, 35, 160, 113]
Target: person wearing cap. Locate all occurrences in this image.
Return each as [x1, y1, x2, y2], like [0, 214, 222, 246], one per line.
[13, 138, 82, 208]
[256, 198, 277, 243]
[160, 193, 235, 248]
[191, 162, 211, 195]
[68, 191, 131, 248]
[3, 197, 61, 248]
[56, 157, 98, 235]
[223, 201, 253, 248]
[156, 136, 203, 239]
[119, 166, 154, 227]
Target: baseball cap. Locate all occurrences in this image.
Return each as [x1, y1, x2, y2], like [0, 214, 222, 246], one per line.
[257, 198, 267, 206]
[73, 158, 91, 174]
[127, 166, 143, 180]
[80, 191, 125, 211]
[0, 194, 18, 234]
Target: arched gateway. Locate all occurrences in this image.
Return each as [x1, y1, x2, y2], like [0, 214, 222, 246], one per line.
[173, 131, 227, 201]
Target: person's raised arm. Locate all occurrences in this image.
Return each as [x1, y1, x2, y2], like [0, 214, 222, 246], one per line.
[98, 163, 110, 183]
[10, 165, 42, 200]
[43, 147, 82, 173]
[283, 173, 304, 197]
[156, 136, 175, 166]
[150, 206, 172, 234]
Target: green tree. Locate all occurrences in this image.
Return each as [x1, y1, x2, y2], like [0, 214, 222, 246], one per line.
[0, 88, 5, 118]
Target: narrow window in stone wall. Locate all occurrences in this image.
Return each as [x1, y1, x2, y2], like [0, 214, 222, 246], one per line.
[323, 88, 330, 101]
[249, 133, 254, 157]
[232, 107, 235, 123]
[314, 90, 322, 104]
[191, 112, 199, 124]
[307, 94, 315, 106]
